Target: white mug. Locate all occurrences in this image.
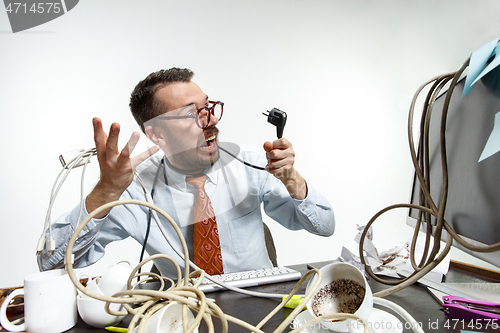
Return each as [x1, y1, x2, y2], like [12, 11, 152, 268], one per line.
[0, 269, 78, 333]
[78, 273, 102, 297]
[143, 302, 199, 333]
[97, 260, 133, 296]
[77, 294, 125, 328]
[306, 263, 373, 333]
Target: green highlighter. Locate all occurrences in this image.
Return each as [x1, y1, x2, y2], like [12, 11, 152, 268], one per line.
[105, 327, 128, 333]
[283, 295, 306, 309]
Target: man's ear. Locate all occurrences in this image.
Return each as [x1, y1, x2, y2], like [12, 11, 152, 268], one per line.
[145, 125, 166, 146]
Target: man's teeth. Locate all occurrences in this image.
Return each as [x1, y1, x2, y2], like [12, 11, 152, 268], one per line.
[205, 134, 217, 142]
[200, 134, 217, 151]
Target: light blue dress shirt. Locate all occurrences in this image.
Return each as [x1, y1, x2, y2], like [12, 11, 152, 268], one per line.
[38, 144, 335, 278]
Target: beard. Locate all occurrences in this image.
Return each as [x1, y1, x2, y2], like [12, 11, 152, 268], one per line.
[165, 127, 220, 174]
[167, 146, 219, 172]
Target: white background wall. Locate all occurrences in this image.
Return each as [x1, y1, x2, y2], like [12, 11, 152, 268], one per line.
[1, 0, 500, 287]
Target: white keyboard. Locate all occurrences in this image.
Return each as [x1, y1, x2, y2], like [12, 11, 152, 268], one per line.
[192, 266, 302, 293]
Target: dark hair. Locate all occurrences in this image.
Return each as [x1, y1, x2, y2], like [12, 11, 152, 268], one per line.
[129, 67, 194, 132]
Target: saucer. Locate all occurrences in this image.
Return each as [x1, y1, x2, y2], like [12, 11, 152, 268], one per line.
[292, 308, 403, 333]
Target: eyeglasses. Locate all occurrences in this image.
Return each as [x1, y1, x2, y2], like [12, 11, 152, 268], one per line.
[155, 100, 224, 129]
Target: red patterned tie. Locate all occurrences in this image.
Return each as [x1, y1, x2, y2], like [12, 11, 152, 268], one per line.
[186, 175, 223, 275]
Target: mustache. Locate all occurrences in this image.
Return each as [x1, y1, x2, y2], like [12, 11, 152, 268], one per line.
[203, 126, 219, 140]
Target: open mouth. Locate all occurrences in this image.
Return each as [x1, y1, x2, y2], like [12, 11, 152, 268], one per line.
[200, 133, 218, 152]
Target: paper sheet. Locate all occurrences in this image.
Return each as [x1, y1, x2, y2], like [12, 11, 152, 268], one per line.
[478, 111, 500, 162]
[463, 37, 500, 97]
[351, 224, 450, 283]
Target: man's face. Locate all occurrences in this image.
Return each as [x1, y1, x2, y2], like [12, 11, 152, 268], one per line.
[147, 81, 220, 173]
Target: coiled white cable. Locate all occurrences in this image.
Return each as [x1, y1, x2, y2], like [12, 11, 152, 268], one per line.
[37, 148, 96, 255]
[64, 199, 325, 333]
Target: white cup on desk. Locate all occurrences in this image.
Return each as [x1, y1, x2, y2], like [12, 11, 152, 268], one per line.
[76, 272, 126, 328]
[98, 260, 133, 296]
[142, 302, 199, 333]
[0, 269, 78, 333]
[305, 262, 373, 333]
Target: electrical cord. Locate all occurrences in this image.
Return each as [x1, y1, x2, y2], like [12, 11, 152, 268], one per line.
[64, 198, 425, 333]
[359, 57, 500, 298]
[64, 199, 327, 333]
[37, 148, 96, 255]
[136, 158, 164, 280]
[76, 151, 94, 230]
[218, 145, 266, 170]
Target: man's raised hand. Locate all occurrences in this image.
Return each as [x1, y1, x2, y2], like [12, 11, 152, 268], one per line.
[86, 117, 160, 218]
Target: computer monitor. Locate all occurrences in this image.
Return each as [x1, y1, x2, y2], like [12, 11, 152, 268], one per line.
[406, 69, 500, 269]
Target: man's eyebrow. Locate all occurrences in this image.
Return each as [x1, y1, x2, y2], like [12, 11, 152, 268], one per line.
[181, 103, 196, 109]
[181, 96, 208, 109]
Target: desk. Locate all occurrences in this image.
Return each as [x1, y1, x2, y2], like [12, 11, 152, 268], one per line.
[66, 261, 499, 333]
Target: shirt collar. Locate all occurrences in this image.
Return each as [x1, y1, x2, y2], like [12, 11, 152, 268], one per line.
[163, 158, 219, 191]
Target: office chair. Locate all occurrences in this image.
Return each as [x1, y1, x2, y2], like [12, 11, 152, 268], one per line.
[263, 222, 278, 267]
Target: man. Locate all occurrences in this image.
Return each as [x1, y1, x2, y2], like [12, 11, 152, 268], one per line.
[38, 68, 335, 277]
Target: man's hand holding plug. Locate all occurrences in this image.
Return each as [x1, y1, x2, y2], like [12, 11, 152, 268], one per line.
[263, 138, 308, 200]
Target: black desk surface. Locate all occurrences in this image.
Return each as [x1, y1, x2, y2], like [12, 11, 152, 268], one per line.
[67, 261, 499, 333]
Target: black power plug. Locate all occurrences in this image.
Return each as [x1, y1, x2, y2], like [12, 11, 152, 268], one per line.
[262, 108, 287, 139]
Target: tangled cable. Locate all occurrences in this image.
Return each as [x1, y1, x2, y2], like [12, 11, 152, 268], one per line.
[359, 57, 500, 298]
[64, 199, 372, 333]
[37, 148, 97, 256]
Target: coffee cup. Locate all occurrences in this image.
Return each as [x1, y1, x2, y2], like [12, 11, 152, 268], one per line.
[75, 272, 125, 328]
[97, 260, 133, 296]
[305, 263, 373, 333]
[142, 302, 199, 333]
[0, 269, 77, 333]
[78, 273, 102, 298]
[77, 294, 125, 328]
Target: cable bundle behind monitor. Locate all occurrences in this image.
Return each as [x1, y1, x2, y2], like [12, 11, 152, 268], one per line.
[359, 56, 500, 298]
